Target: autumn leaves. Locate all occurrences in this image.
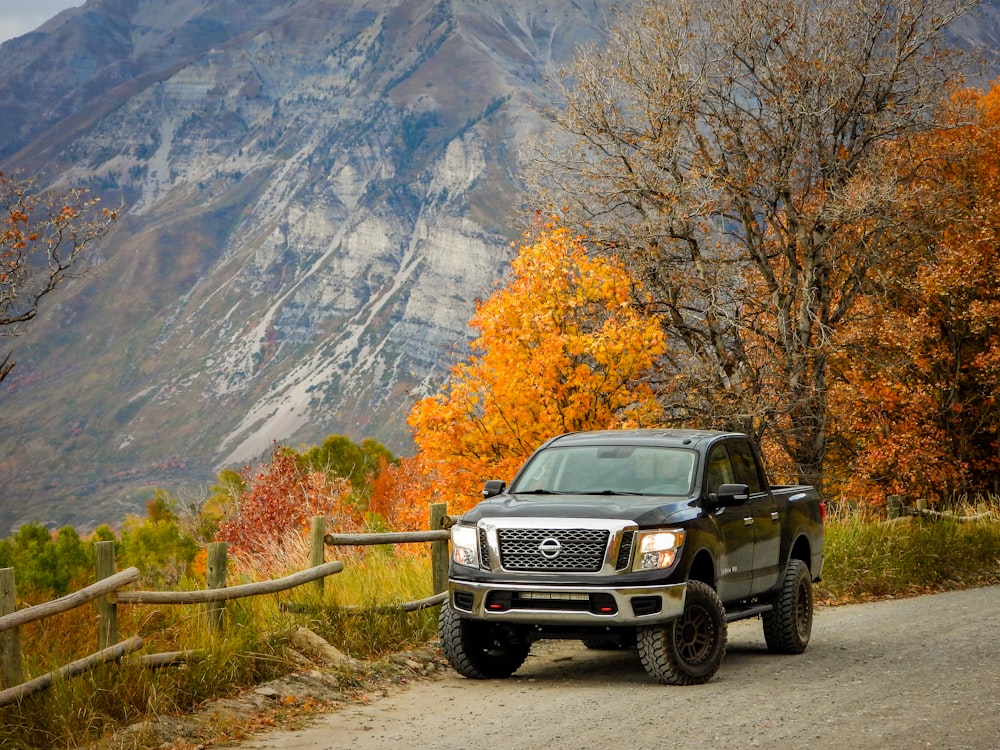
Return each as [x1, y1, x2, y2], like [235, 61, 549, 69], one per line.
[407, 224, 666, 514]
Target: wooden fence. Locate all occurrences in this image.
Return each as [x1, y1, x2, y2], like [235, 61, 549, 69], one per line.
[0, 504, 451, 707]
[886, 495, 994, 520]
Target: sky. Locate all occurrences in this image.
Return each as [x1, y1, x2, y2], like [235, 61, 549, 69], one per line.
[0, 1, 83, 44]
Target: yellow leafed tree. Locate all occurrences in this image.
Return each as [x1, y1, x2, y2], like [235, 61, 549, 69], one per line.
[408, 223, 665, 513]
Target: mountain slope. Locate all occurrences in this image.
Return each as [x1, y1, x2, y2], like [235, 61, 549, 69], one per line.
[1, 0, 996, 533]
[0, 0, 611, 531]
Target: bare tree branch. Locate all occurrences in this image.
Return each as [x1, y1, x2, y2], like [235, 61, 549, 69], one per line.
[0, 172, 120, 382]
[526, 0, 981, 487]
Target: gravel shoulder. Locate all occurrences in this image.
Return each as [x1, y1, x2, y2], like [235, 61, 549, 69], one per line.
[224, 585, 1000, 750]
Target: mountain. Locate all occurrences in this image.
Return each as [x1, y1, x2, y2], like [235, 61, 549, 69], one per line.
[0, 0, 612, 532]
[1, 0, 997, 534]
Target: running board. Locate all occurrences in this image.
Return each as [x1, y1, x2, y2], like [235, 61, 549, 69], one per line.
[725, 603, 773, 622]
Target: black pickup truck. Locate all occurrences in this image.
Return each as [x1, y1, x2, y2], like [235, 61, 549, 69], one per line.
[439, 429, 825, 685]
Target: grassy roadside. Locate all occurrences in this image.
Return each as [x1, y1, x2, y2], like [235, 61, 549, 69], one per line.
[1, 517, 999, 749]
[817, 504, 1000, 604]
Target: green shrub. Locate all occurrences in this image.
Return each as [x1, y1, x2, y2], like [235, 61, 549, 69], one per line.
[0, 523, 94, 598]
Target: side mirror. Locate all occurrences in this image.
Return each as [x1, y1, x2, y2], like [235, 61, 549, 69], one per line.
[482, 480, 507, 498]
[706, 483, 750, 508]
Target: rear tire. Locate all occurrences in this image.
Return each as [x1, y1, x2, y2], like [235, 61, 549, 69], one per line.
[637, 580, 727, 685]
[762, 558, 813, 654]
[439, 602, 530, 679]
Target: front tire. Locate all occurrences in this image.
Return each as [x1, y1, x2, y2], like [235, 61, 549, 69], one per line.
[762, 558, 813, 654]
[637, 580, 727, 685]
[439, 602, 530, 679]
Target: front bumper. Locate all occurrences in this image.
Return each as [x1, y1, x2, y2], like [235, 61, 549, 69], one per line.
[449, 579, 687, 626]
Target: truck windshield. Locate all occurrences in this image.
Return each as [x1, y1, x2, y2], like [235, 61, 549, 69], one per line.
[509, 445, 697, 497]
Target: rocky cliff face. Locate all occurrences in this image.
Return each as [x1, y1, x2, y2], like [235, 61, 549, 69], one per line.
[0, 0, 611, 531]
[1, 0, 996, 533]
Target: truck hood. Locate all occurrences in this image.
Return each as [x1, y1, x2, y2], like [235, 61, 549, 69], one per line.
[460, 493, 700, 528]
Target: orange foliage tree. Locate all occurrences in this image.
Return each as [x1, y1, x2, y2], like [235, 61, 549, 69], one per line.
[829, 82, 1000, 505]
[406, 223, 666, 515]
[368, 455, 468, 566]
[368, 454, 438, 532]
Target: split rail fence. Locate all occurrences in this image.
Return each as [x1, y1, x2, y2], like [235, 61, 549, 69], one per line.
[0, 503, 451, 707]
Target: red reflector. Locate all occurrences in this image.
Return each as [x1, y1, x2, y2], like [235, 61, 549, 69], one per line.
[599, 606, 614, 613]
[488, 603, 504, 610]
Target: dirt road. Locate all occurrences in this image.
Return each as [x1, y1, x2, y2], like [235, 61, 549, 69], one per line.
[232, 586, 1000, 750]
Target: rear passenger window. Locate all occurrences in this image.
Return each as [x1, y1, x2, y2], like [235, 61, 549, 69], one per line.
[728, 441, 764, 493]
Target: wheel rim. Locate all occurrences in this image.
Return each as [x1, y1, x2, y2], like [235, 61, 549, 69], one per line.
[795, 582, 812, 640]
[674, 604, 715, 664]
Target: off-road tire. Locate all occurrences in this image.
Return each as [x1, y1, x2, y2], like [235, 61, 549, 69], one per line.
[762, 558, 813, 654]
[438, 602, 530, 679]
[637, 580, 727, 685]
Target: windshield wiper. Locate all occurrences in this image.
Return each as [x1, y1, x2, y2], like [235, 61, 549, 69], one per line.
[513, 489, 566, 495]
[580, 489, 645, 496]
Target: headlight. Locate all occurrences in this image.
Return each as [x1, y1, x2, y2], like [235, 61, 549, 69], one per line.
[451, 524, 480, 568]
[633, 529, 685, 571]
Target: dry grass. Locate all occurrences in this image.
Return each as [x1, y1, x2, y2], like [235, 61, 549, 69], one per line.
[817, 496, 1000, 604]
[4, 503, 999, 748]
[0, 540, 437, 749]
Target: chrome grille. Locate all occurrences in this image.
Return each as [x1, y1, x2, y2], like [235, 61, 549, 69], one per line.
[497, 528, 609, 572]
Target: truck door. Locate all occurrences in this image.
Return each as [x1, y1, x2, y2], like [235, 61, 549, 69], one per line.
[704, 444, 754, 602]
[728, 440, 781, 595]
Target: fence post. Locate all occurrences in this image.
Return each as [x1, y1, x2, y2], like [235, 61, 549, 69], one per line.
[310, 516, 326, 597]
[0, 568, 22, 689]
[887, 495, 903, 519]
[206, 542, 228, 631]
[430, 503, 449, 595]
[95, 541, 118, 649]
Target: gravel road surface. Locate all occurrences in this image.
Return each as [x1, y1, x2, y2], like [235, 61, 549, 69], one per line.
[233, 586, 1000, 750]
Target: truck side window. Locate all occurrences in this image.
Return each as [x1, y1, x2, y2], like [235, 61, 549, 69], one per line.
[705, 445, 735, 495]
[728, 441, 764, 494]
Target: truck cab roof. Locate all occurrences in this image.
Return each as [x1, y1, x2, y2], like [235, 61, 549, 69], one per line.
[541, 429, 746, 451]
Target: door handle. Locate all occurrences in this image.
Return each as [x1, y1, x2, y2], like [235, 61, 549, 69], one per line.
[771, 511, 780, 522]
[743, 517, 754, 526]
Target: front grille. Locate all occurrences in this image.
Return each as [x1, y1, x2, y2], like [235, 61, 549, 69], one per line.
[497, 528, 609, 572]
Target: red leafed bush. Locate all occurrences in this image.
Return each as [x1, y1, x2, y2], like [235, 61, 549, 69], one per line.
[216, 446, 351, 560]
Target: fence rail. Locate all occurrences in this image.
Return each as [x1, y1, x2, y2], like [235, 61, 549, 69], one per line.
[324, 530, 450, 545]
[0, 637, 144, 708]
[0, 568, 140, 633]
[115, 561, 344, 605]
[0, 503, 451, 707]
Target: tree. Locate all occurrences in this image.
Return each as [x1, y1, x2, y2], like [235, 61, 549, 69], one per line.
[1, 172, 118, 381]
[0, 523, 94, 597]
[117, 494, 200, 588]
[215, 444, 351, 561]
[368, 454, 436, 531]
[828, 82, 1000, 504]
[296, 434, 394, 496]
[528, 0, 979, 489]
[408, 223, 665, 513]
